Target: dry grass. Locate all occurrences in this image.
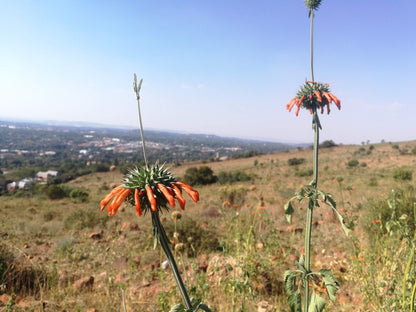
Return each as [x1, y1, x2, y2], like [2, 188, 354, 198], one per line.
[1, 141, 416, 311]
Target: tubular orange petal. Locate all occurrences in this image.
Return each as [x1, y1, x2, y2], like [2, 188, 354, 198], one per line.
[322, 92, 332, 105]
[146, 185, 157, 211]
[171, 184, 186, 210]
[175, 181, 200, 203]
[287, 97, 297, 112]
[328, 93, 341, 110]
[100, 185, 123, 211]
[134, 188, 142, 216]
[157, 183, 176, 208]
[295, 105, 301, 116]
[313, 90, 322, 102]
[298, 95, 305, 106]
[108, 189, 131, 216]
[327, 104, 330, 114]
[320, 105, 324, 114]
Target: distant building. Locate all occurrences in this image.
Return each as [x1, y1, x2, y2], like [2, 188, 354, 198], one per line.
[36, 170, 60, 181]
[7, 182, 17, 192]
[18, 178, 32, 189]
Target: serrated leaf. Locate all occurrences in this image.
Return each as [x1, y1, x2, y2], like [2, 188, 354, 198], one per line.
[309, 292, 328, 312]
[284, 201, 294, 224]
[330, 205, 350, 236]
[288, 289, 302, 312]
[326, 193, 336, 209]
[295, 255, 306, 273]
[319, 269, 339, 301]
[284, 270, 298, 295]
[196, 304, 212, 312]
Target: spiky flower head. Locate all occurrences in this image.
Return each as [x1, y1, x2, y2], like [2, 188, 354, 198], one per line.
[286, 81, 341, 116]
[100, 162, 200, 217]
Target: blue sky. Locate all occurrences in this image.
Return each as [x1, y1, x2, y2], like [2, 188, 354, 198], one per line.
[1, 0, 415, 144]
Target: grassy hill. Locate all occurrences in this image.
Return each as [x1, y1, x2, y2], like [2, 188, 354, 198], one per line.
[1, 141, 416, 311]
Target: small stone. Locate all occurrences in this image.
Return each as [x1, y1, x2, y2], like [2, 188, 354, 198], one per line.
[89, 232, 102, 240]
[73, 276, 94, 291]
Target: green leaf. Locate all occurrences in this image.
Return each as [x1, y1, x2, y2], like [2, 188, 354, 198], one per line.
[309, 292, 328, 312]
[326, 193, 337, 209]
[319, 269, 339, 301]
[195, 304, 212, 312]
[284, 200, 294, 224]
[288, 289, 302, 312]
[284, 270, 298, 295]
[330, 205, 351, 236]
[295, 255, 307, 273]
[169, 303, 186, 312]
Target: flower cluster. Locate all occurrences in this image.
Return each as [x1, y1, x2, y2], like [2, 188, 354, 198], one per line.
[286, 81, 341, 116]
[100, 163, 199, 216]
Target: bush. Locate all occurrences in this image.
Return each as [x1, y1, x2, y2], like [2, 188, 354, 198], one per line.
[320, 140, 337, 148]
[347, 159, 359, 168]
[218, 185, 248, 207]
[393, 168, 412, 181]
[93, 163, 110, 173]
[217, 170, 252, 184]
[183, 166, 217, 185]
[164, 216, 220, 256]
[47, 185, 67, 200]
[294, 168, 313, 177]
[288, 158, 305, 166]
[69, 188, 89, 202]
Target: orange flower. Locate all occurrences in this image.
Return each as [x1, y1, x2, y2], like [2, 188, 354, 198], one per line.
[100, 187, 131, 216]
[100, 164, 199, 217]
[372, 219, 381, 224]
[286, 81, 341, 116]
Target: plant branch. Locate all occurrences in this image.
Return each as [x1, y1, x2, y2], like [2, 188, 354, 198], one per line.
[134, 74, 149, 169]
[152, 211, 192, 310]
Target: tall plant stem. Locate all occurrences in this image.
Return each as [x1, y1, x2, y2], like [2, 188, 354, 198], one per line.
[303, 7, 318, 310]
[303, 110, 320, 311]
[134, 74, 149, 169]
[310, 10, 315, 82]
[152, 211, 192, 310]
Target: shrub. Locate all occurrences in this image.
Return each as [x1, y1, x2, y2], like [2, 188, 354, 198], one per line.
[347, 159, 359, 168]
[294, 168, 313, 177]
[47, 185, 67, 200]
[183, 166, 217, 185]
[93, 163, 110, 173]
[288, 158, 305, 166]
[165, 216, 219, 256]
[69, 188, 89, 202]
[320, 140, 337, 148]
[393, 168, 412, 181]
[217, 170, 252, 184]
[219, 185, 248, 207]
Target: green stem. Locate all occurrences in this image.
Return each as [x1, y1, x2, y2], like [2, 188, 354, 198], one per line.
[133, 74, 149, 169]
[403, 247, 414, 307]
[151, 211, 192, 310]
[411, 279, 416, 312]
[304, 109, 320, 312]
[310, 10, 315, 82]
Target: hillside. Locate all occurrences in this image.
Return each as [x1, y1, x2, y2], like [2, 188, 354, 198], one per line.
[1, 141, 416, 311]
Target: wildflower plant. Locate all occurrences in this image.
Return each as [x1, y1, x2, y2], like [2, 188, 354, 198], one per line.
[283, 1, 349, 311]
[100, 74, 211, 312]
